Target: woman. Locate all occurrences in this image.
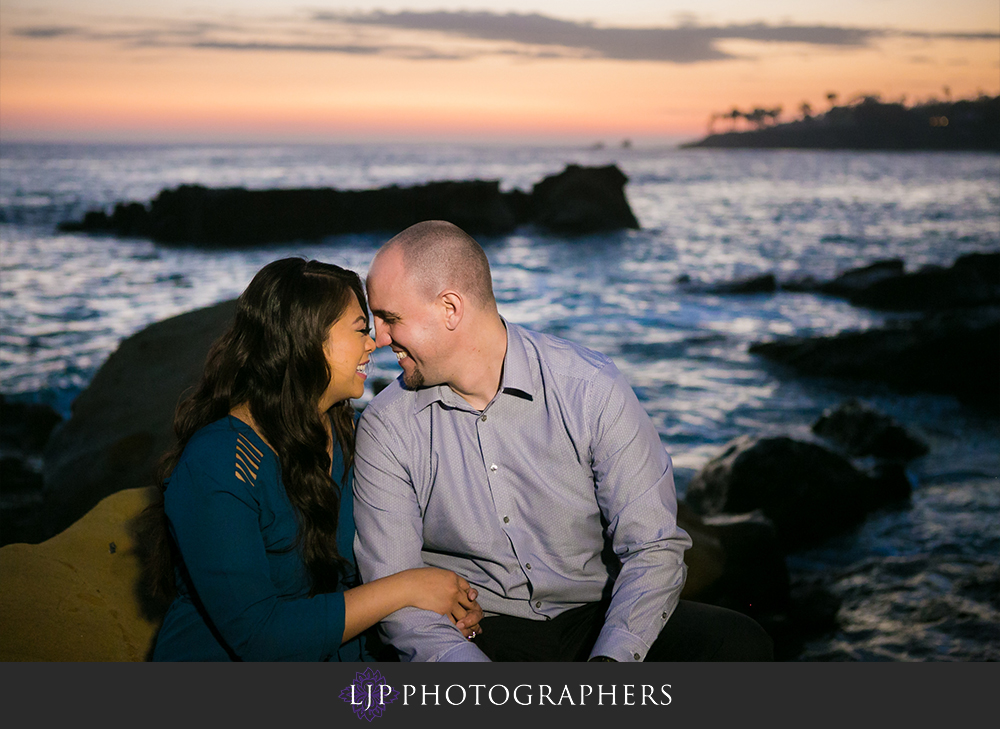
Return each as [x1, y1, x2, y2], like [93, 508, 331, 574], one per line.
[144, 258, 481, 661]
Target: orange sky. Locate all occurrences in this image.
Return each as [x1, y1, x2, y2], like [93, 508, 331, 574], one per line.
[1, 1, 997, 144]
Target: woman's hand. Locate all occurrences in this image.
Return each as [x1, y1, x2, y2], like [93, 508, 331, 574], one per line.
[403, 567, 484, 639]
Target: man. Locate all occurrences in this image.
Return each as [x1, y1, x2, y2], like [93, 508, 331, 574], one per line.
[353, 220, 772, 662]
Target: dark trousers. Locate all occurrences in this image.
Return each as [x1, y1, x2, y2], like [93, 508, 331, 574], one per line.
[472, 599, 774, 662]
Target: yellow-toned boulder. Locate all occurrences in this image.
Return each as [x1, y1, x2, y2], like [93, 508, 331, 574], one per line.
[0, 486, 162, 662]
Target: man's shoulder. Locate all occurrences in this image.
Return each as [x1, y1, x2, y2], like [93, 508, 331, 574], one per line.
[513, 323, 616, 383]
[360, 376, 413, 422]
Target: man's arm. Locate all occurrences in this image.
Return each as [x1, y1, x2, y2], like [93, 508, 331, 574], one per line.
[586, 363, 692, 662]
[352, 408, 490, 662]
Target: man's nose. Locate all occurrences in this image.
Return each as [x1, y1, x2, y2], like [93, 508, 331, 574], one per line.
[373, 319, 392, 348]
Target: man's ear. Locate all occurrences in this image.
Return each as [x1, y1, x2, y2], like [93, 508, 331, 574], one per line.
[440, 291, 464, 331]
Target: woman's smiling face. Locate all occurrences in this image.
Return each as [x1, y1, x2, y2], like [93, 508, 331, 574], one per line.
[319, 290, 375, 412]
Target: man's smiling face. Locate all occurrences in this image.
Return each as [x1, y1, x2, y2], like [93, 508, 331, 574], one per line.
[366, 248, 446, 390]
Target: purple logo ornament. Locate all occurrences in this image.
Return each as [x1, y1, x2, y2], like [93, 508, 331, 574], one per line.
[339, 668, 400, 721]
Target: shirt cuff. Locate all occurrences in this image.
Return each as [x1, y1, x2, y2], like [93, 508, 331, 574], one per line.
[589, 627, 651, 663]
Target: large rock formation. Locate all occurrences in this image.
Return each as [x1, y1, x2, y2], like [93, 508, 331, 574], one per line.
[58, 164, 640, 244]
[41, 299, 238, 541]
[0, 485, 163, 661]
[528, 164, 639, 233]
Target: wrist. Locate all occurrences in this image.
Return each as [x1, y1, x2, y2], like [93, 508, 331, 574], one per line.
[390, 570, 418, 612]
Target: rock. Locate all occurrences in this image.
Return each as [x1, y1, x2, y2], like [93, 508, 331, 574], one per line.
[0, 486, 164, 661]
[0, 394, 62, 453]
[849, 256, 1000, 310]
[683, 435, 910, 550]
[749, 306, 1000, 413]
[529, 164, 640, 233]
[707, 273, 778, 294]
[57, 164, 641, 244]
[816, 252, 1000, 311]
[697, 509, 790, 614]
[811, 399, 929, 460]
[0, 457, 46, 546]
[0, 395, 62, 546]
[42, 299, 238, 541]
[677, 503, 790, 644]
[818, 259, 905, 296]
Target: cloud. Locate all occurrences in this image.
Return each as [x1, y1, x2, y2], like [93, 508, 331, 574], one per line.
[10, 26, 84, 39]
[317, 10, 998, 63]
[9, 10, 998, 65]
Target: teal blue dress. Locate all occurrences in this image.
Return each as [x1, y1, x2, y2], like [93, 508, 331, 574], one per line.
[152, 416, 369, 661]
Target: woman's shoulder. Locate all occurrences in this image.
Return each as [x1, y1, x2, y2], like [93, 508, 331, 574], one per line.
[175, 416, 275, 484]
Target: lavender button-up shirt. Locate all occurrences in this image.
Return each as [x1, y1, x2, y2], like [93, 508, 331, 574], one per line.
[353, 320, 691, 662]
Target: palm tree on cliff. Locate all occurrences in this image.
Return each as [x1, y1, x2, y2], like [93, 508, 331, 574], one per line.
[729, 107, 742, 131]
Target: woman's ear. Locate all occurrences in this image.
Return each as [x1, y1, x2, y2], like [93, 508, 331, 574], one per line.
[439, 291, 464, 331]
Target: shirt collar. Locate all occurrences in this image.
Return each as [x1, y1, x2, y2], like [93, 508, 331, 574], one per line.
[412, 317, 536, 413]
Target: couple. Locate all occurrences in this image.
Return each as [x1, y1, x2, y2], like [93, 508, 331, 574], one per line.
[149, 220, 773, 662]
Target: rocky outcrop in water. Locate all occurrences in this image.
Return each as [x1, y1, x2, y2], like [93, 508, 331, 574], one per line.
[57, 164, 640, 244]
[527, 163, 639, 233]
[730, 252, 1000, 412]
[749, 306, 1000, 413]
[683, 435, 911, 551]
[817, 252, 1000, 311]
[811, 399, 929, 461]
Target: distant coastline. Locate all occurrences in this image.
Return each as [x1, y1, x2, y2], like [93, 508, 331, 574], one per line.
[682, 95, 1000, 151]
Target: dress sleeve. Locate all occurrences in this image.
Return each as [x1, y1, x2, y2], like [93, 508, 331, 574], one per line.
[586, 362, 692, 662]
[165, 459, 346, 661]
[352, 408, 490, 662]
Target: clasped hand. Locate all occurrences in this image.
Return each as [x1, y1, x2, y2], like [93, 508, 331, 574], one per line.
[406, 567, 484, 639]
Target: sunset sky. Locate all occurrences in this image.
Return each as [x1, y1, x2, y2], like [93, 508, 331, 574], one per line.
[1, 0, 998, 144]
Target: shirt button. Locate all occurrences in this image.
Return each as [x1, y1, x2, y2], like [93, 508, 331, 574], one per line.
[480, 414, 487, 422]
[633, 653, 641, 660]
[525, 563, 531, 570]
[535, 601, 542, 608]
[662, 612, 668, 620]
[489, 463, 498, 472]
[503, 516, 510, 524]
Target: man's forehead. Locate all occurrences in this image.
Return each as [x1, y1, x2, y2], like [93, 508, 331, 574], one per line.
[366, 250, 409, 312]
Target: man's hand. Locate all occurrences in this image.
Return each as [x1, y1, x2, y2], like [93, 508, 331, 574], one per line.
[402, 567, 485, 639]
[454, 587, 483, 640]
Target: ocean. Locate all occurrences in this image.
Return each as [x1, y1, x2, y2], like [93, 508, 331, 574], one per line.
[1, 141, 998, 660]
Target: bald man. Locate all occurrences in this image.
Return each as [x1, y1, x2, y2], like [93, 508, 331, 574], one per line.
[353, 220, 773, 662]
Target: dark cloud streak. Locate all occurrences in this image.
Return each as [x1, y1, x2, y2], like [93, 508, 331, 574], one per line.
[9, 10, 998, 64]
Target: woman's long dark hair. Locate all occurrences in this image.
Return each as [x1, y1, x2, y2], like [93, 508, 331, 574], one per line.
[139, 258, 367, 599]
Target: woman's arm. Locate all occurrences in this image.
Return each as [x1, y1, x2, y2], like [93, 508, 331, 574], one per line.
[342, 567, 483, 643]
